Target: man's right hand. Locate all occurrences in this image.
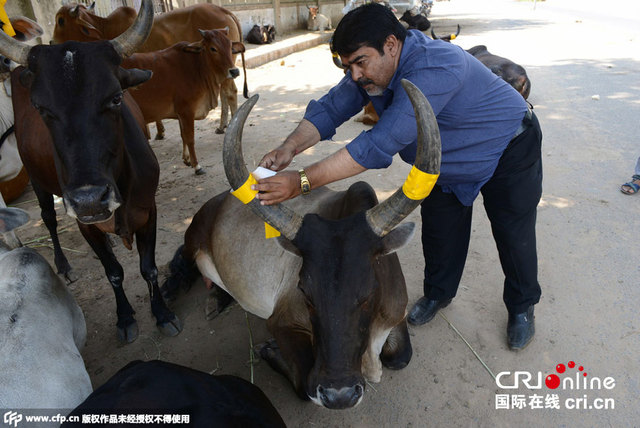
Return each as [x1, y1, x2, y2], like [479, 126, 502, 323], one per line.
[259, 145, 296, 171]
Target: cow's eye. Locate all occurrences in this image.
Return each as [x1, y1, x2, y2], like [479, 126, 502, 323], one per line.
[112, 94, 123, 106]
[58, 17, 64, 27]
[210, 47, 217, 53]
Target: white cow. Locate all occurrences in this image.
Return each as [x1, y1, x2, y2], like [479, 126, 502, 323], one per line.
[307, 6, 332, 31]
[0, 207, 92, 410]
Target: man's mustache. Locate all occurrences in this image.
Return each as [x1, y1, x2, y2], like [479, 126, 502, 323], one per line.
[357, 78, 375, 88]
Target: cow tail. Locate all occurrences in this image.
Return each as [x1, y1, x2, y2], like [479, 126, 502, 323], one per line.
[241, 50, 248, 98]
[161, 245, 199, 299]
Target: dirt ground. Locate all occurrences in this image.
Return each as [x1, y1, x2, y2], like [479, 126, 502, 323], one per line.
[5, 0, 639, 426]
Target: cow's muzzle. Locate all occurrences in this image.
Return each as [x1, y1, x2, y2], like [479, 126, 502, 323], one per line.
[64, 184, 121, 224]
[229, 68, 240, 79]
[311, 382, 365, 409]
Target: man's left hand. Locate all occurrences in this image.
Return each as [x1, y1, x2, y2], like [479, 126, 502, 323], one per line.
[252, 170, 301, 205]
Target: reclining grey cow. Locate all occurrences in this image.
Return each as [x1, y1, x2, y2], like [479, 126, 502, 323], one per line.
[0, 207, 92, 410]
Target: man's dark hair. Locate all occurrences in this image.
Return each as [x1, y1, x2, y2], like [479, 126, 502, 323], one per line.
[331, 2, 407, 56]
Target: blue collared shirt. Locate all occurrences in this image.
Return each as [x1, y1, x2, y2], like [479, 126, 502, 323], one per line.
[303, 30, 527, 206]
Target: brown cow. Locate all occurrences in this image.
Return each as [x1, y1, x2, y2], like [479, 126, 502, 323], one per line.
[52, 2, 248, 136]
[1, 0, 181, 343]
[122, 28, 244, 174]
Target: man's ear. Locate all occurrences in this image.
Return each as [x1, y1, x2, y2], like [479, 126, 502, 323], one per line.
[118, 67, 152, 89]
[385, 34, 400, 56]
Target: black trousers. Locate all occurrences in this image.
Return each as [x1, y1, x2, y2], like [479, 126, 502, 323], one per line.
[420, 111, 543, 314]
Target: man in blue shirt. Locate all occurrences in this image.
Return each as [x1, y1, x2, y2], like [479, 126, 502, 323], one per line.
[253, 3, 542, 351]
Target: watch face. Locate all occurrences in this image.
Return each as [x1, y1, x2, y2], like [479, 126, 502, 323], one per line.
[302, 183, 311, 193]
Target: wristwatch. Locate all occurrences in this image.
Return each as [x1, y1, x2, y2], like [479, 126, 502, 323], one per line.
[298, 169, 311, 195]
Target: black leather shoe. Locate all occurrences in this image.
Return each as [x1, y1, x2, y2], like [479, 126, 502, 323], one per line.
[507, 305, 535, 351]
[407, 297, 452, 326]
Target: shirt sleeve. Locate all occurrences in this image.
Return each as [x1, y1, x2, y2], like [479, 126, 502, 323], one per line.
[346, 68, 463, 169]
[303, 74, 367, 140]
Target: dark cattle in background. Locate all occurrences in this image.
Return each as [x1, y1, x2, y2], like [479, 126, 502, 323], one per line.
[1, 0, 181, 344]
[399, 10, 431, 31]
[163, 80, 441, 409]
[64, 360, 286, 427]
[466, 45, 531, 99]
[246, 24, 276, 44]
[52, 2, 248, 136]
[122, 28, 245, 175]
[0, 207, 92, 409]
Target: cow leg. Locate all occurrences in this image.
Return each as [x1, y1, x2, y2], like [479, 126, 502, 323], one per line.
[216, 79, 238, 134]
[134, 204, 182, 337]
[154, 120, 165, 140]
[380, 319, 413, 370]
[258, 320, 314, 400]
[31, 182, 77, 283]
[177, 114, 205, 175]
[76, 223, 138, 343]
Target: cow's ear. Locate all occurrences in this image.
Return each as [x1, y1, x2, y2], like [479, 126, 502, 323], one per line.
[377, 222, 415, 256]
[275, 236, 301, 257]
[77, 18, 101, 39]
[231, 42, 245, 55]
[183, 42, 203, 54]
[118, 68, 152, 89]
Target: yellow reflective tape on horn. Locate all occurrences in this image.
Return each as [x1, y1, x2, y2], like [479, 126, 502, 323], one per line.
[450, 34, 457, 40]
[231, 174, 258, 204]
[402, 166, 439, 200]
[264, 223, 281, 239]
[230, 174, 281, 239]
[0, 0, 16, 37]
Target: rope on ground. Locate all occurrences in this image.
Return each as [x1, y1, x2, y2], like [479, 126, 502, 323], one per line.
[438, 312, 496, 380]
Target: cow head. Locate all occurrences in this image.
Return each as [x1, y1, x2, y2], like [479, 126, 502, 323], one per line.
[431, 24, 461, 42]
[224, 80, 441, 408]
[307, 6, 319, 19]
[0, 0, 154, 224]
[53, 2, 102, 43]
[183, 28, 243, 81]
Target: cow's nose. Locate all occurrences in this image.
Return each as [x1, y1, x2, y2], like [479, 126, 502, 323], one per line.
[229, 68, 240, 79]
[65, 184, 120, 223]
[317, 383, 364, 409]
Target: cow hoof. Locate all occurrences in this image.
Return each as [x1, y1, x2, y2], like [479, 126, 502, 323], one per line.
[61, 269, 79, 284]
[157, 315, 182, 337]
[195, 167, 206, 175]
[154, 133, 164, 141]
[117, 322, 139, 344]
[215, 127, 225, 134]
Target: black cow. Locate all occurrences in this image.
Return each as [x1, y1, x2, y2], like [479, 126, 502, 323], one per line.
[466, 45, 531, 99]
[0, 0, 181, 343]
[63, 360, 286, 427]
[246, 24, 276, 44]
[163, 80, 441, 409]
[399, 10, 431, 31]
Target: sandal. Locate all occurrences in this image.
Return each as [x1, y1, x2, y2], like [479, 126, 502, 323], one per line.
[621, 174, 640, 195]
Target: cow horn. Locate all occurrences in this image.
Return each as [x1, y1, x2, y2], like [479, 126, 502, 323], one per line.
[0, 23, 30, 65]
[110, 0, 154, 58]
[223, 94, 304, 240]
[69, 5, 79, 17]
[365, 79, 441, 237]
